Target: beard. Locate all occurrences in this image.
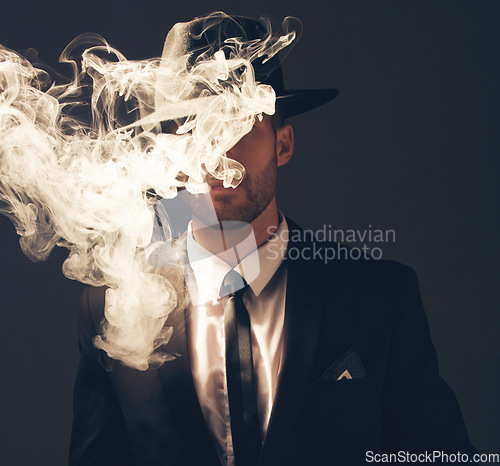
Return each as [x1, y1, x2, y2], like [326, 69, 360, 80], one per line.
[183, 153, 278, 226]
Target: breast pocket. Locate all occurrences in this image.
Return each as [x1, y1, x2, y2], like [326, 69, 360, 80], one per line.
[311, 376, 375, 397]
[305, 376, 377, 420]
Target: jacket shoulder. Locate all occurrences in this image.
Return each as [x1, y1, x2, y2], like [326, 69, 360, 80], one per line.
[285, 216, 413, 285]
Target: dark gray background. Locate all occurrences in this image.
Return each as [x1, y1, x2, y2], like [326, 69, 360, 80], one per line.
[0, 0, 498, 464]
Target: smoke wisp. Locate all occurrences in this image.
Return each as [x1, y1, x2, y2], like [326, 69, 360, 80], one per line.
[0, 12, 298, 369]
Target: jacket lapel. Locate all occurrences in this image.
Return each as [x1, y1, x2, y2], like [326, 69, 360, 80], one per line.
[259, 219, 325, 466]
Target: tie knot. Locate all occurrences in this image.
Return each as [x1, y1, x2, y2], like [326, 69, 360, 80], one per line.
[220, 270, 248, 298]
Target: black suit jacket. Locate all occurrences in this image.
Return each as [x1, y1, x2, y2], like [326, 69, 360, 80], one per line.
[69, 219, 476, 465]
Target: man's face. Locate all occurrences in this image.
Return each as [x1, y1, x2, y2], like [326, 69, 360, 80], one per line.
[184, 114, 282, 225]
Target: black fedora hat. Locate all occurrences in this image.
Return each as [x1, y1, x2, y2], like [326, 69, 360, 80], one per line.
[160, 13, 338, 119]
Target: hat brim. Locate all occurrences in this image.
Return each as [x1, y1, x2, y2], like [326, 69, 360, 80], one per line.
[276, 88, 339, 119]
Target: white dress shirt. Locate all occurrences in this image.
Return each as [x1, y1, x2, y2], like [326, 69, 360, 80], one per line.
[186, 216, 288, 466]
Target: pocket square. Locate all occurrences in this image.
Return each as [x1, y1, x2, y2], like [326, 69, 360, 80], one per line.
[319, 348, 367, 381]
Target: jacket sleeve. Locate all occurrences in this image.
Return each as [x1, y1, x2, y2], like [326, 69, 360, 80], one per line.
[381, 265, 477, 456]
[68, 287, 136, 466]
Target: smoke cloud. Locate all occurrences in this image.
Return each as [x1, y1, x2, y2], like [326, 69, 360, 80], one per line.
[0, 12, 298, 369]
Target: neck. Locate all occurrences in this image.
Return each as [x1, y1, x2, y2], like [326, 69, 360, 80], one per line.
[191, 197, 280, 256]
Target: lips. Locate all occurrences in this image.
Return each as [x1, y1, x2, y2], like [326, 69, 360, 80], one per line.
[208, 180, 225, 190]
[206, 177, 241, 192]
[206, 176, 226, 190]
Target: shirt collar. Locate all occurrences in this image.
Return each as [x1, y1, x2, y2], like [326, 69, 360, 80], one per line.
[187, 214, 288, 302]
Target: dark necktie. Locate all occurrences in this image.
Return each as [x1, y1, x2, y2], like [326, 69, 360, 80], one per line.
[221, 270, 262, 466]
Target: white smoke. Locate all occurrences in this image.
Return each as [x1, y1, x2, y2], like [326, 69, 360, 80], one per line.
[0, 12, 297, 370]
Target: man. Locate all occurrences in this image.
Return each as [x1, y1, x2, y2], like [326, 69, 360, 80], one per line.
[69, 14, 476, 466]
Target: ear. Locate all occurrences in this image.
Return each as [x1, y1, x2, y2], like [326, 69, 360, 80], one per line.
[276, 124, 294, 167]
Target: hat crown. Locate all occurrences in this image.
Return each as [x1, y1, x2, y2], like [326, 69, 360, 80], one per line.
[161, 14, 285, 93]
[160, 12, 338, 119]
